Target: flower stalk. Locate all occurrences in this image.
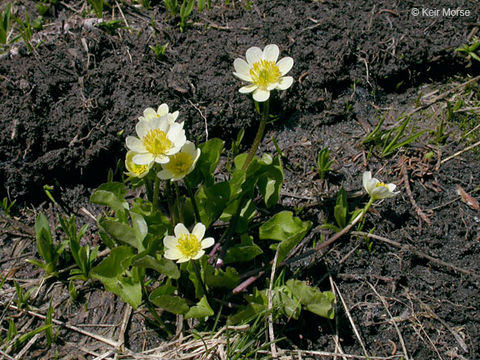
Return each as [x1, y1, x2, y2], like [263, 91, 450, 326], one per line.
[242, 100, 269, 171]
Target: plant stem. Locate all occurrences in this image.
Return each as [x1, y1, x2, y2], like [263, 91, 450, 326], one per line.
[186, 183, 200, 223]
[152, 170, 160, 209]
[165, 180, 176, 226]
[242, 100, 269, 171]
[192, 260, 208, 296]
[174, 182, 184, 223]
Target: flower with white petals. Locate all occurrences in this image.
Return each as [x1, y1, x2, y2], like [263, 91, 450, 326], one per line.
[125, 151, 152, 178]
[233, 44, 294, 102]
[363, 171, 399, 201]
[164, 223, 214, 263]
[138, 104, 180, 125]
[157, 141, 201, 181]
[125, 116, 186, 165]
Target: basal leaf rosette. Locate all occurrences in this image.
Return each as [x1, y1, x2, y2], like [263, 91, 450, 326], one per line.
[157, 141, 201, 181]
[126, 116, 186, 165]
[363, 171, 399, 201]
[233, 44, 294, 102]
[139, 103, 181, 125]
[125, 151, 152, 178]
[164, 223, 214, 263]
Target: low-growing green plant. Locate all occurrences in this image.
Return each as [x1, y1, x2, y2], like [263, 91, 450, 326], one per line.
[88, 0, 104, 18]
[362, 114, 426, 157]
[150, 42, 169, 59]
[14, 281, 35, 310]
[27, 213, 66, 277]
[13, 11, 34, 52]
[59, 215, 97, 281]
[97, 19, 125, 35]
[0, 2, 12, 44]
[316, 147, 333, 180]
[456, 36, 480, 66]
[164, 0, 178, 15]
[179, 0, 195, 32]
[1, 197, 16, 216]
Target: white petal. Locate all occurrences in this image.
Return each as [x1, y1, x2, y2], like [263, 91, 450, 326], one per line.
[263, 44, 279, 62]
[276, 76, 294, 90]
[387, 183, 396, 192]
[246, 46, 262, 65]
[266, 82, 279, 91]
[191, 250, 205, 260]
[362, 171, 373, 194]
[276, 57, 294, 76]
[201, 237, 215, 249]
[192, 223, 206, 241]
[164, 248, 183, 260]
[163, 235, 178, 249]
[154, 154, 170, 164]
[176, 256, 190, 263]
[181, 141, 196, 156]
[239, 84, 257, 94]
[174, 223, 189, 237]
[253, 88, 270, 102]
[168, 111, 180, 123]
[157, 168, 174, 180]
[142, 107, 157, 120]
[167, 124, 186, 146]
[233, 71, 253, 82]
[157, 103, 169, 116]
[126, 136, 146, 153]
[133, 153, 154, 165]
[136, 120, 150, 138]
[233, 58, 251, 77]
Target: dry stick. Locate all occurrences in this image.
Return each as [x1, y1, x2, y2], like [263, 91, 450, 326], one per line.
[332, 282, 370, 359]
[257, 349, 405, 359]
[7, 304, 120, 348]
[352, 231, 480, 279]
[267, 248, 280, 358]
[14, 333, 41, 360]
[329, 276, 348, 360]
[115, 304, 132, 359]
[440, 139, 480, 165]
[93, 351, 115, 360]
[401, 161, 431, 226]
[0, 349, 15, 360]
[366, 282, 410, 360]
[188, 100, 209, 140]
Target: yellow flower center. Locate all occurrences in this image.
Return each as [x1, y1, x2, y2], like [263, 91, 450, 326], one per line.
[177, 234, 201, 258]
[131, 163, 149, 176]
[249, 60, 281, 89]
[164, 152, 194, 176]
[375, 182, 389, 189]
[143, 129, 172, 156]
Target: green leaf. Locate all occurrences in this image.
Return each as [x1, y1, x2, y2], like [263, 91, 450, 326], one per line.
[132, 255, 180, 279]
[91, 246, 142, 309]
[205, 265, 240, 289]
[149, 294, 189, 314]
[90, 182, 129, 215]
[224, 234, 263, 264]
[273, 287, 301, 320]
[185, 295, 214, 319]
[98, 217, 138, 249]
[286, 280, 335, 319]
[130, 211, 147, 251]
[220, 198, 257, 233]
[259, 211, 312, 262]
[34, 213, 54, 264]
[334, 187, 347, 229]
[305, 292, 335, 319]
[257, 154, 283, 208]
[195, 182, 230, 227]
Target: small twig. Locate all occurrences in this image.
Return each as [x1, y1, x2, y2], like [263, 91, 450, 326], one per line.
[401, 160, 431, 225]
[352, 231, 480, 279]
[187, 100, 208, 140]
[333, 282, 370, 358]
[366, 282, 410, 360]
[267, 248, 280, 358]
[115, 304, 132, 359]
[440, 139, 480, 165]
[14, 333, 41, 360]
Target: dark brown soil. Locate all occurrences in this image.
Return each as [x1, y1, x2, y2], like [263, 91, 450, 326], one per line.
[1, 0, 479, 358]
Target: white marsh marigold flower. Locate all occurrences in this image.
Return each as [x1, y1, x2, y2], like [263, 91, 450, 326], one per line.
[164, 223, 214, 263]
[126, 115, 186, 165]
[363, 171, 399, 201]
[125, 151, 152, 178]
[233, 44, 294, 102]
[157, 141, 201, 181]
